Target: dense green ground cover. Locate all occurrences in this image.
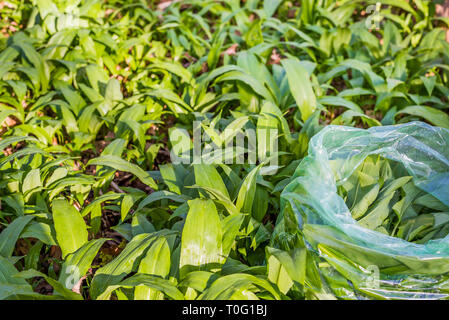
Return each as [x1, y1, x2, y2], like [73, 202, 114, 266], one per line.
[0, 0, 448, 300]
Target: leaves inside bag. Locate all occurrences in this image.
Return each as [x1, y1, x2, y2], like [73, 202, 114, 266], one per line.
[338, 155, 449, 243]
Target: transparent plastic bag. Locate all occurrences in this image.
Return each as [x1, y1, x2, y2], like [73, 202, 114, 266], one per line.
[274, 122, 449, 299]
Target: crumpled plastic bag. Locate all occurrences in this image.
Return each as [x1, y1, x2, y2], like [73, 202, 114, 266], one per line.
[273, 122, 449, 299]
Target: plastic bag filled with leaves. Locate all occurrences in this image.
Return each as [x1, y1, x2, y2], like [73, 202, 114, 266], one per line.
[272, 122, 449, 299]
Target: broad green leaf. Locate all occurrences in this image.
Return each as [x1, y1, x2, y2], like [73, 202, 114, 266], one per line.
[0, 215, 34, 257]
[281, 58, 317, 121]
[0, 255, 29, 285]
[97, 273, 184, 300]
[21, 222, 57, 246]
[221, 213, 245, 256]
[194, 164, 230, 200]
[179, 271, 218, 293]
[267, 254, 293, 294]
[81, 193, 123, 217]
[198, 273, 281, 300]
[396, 106, 449, 129]
[137, 191, 190, 211]
[14, 269, 82, 300]
[59, 239, 107, 290]
[90, 231, 174, 299]
[52, 199, 88, 258]
[135, 237, 171, 300]
[0, 136, 36, 152]
[131, 213, 155, 236]
[105, 78, 123, 102]
[88, 155, 157, 189]
[236, 165, 261, 214]
[179, 199, 224, 277]
[22, 169, 42, 194]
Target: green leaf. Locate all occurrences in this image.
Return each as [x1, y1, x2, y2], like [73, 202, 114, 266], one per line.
[137, 191, 190, 211]
[105, 78, 123, 102]
[281, 58, 317, 121]
[221, 213, 245, 257]
[21, 222, 57, 246]
[0, 215, 34, 257]
[194, 164, 230, 200]
[0, 255, 29, 285]
[22, 169, 42, 194]
[90, 231, 174, 299]
[85, 64, 109, 94]
[263, 0, 282, 17]
[318, 96, 363, 113]
[81, 193, 123, 217]
[236, 165, 261, 214]
[52, 199, 88, 258]
[214, 71, 274, 102]
[179, 271, 218, 293]
[267, 253, 293, 294]
[135, 237, 171, 300]
[147, 60, 193, 84]
[351, 184, 380, 219]
[244, 20, 264, 47]
[395, 106, 449, 129]
[198, 273, 281, 300]
[59, 239, 107, 290]
[179, 199, 224, 277]
[0, 136, 36, 152]
[88, 155, 157, 189]
[97, 273, 184, 300]
[14, 269, 82, 300]
[266, 246, 307, 288]
[131, 213, 155, 236]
